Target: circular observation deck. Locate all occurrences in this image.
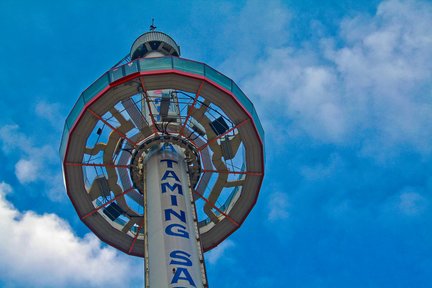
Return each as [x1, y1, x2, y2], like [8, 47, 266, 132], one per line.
[60, 56, 265, 257]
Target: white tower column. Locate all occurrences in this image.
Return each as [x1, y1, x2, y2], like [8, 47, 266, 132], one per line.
[144, 144, 205, 287]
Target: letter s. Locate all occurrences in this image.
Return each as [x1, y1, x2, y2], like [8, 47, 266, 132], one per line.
[170, 250, 192, 266]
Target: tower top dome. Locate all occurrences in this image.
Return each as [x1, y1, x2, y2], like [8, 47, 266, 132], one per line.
[130, 31, 180, 60]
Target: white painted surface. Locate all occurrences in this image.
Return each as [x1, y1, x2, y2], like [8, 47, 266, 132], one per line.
[145, 144, 204, 287]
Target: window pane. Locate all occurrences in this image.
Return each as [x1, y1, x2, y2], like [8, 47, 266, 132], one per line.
[139, 57, 172, 71]
[82, 73, 110, 102]
[110, 67, 125, 82]
[173, 58, 204, 75]
[204, 65, 232, 91]
[124, 60, 139, 75]
[59, 125, 70, 161]
[66, 96, 85, 130]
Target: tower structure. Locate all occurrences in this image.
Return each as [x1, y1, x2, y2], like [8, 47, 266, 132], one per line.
[60, 29, 264, 287]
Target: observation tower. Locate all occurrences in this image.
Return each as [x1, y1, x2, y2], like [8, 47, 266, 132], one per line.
[60, 27, 265, 287]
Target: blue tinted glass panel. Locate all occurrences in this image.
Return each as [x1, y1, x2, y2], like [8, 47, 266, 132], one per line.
[232, 83, 265, 152]
[223, 186, 241, 212]
[139, 57, 172, 71]
[59, 125, 70, 160]
[82, 73, 110, 103]
[110, 67, 124, 82]
[66, 96, 85, 131]
[173, 58, 204, 75]
[124, 61, 139, 75]
[255, 117, 265, 145]
[251, 109, 265, 152]
[231, 83, 254, 114]
[204, 65, 232, 91]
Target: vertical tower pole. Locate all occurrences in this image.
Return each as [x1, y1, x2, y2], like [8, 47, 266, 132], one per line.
[142, 157, 150, 288]
[144, 144, 206, 287]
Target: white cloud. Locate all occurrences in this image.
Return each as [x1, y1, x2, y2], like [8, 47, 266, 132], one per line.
[268, 192, 290, 221]
[0, 181, 142, 287]
[0, 124, 32, 154]
[206, 239, 235, 265]
[15, 158, 39, 183]
[327, 0, 432, 150]
[237, 0, 432, 157]
[398, 189, 427, 216]
[215, 0, 291, 79]
[0, 182, 12, 195]
[35, 101, 64, 130]
[300, 153, 344, 181]
[0, 124, 64, 201]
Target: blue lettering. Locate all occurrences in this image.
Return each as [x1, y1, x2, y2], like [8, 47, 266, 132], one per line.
[165, 224, 189, 239]
[161, 144, 175, 152]
[171, 195, 178, 206]
[161, 159, 178, 168]
[164, 209, 186, 223]
[162, 170, 180, 182]
[171, 267, 196, 287]
[161, 182, 183, 195]
[169, 250, 192, 266]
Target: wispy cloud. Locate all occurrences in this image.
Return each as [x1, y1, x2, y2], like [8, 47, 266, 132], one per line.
[215, 0, 291, 80]
[0, 181, 142, 288]
[0, 124, 64, 201]
[206, 239, 235, 265]
[398, 191, 427, 215]
[268, 192, 290, 221]
[35, 101, 65, 131]
[236, 0, 432, 158]
[15, 158, 41, 183]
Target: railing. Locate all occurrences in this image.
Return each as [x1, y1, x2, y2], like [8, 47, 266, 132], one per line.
[60, 56, 265, 161]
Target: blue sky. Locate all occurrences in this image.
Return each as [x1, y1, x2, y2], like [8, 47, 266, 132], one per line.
[0, 0, 432, 287]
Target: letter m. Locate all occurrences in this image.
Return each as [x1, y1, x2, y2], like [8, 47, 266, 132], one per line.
[161, 182, 183, 195]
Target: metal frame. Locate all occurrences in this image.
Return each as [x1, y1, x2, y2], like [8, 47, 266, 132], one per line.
[61, 57, 264, 256]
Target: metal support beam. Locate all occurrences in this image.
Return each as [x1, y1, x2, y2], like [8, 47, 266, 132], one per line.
[65, 162, 130, 169]
[87, 108, 138, 148]
[179, 81, 204, 137]
[192, 189, 239, 227]
[81, 187, 136, 219]
[202, 169, 262, 176]
[139, 78, 159, 136]
[198, 118, 249, 151]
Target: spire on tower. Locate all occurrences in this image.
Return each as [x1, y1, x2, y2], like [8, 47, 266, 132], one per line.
[149, 18, 156, 31]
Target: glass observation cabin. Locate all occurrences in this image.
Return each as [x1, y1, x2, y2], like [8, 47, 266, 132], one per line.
[60, 31, 265, 257]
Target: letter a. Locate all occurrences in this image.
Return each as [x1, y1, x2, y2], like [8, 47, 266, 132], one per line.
[171, 267, 196, 287]
[162, 170, 180, 182]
